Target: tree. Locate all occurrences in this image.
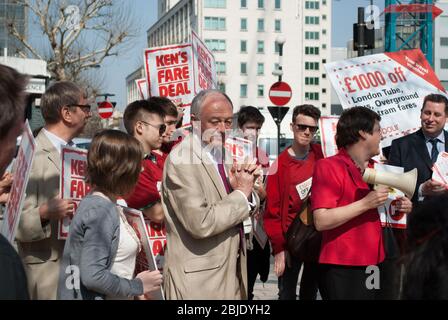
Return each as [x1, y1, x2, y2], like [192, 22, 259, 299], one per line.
[7, 0, 138, 82]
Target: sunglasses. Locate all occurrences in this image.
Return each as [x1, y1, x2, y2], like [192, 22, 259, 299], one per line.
[140, 120, 167, 136]
[68, 104, 91, 113]
[294, 124, 318, 133]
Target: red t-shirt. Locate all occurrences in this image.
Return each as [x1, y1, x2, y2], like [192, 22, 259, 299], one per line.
[264, 144, 323, 255]
[310, 148, 385, 266]
[125, 153, 163, 210]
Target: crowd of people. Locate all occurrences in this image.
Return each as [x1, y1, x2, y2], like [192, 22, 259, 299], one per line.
[1, 63, 448, 300]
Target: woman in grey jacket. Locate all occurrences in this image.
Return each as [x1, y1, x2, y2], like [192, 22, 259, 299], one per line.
[57, 130, 162, 300]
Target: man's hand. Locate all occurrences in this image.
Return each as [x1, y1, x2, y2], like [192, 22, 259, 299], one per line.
[229, 158, 261, 198]
[0, 191, 10, 204]
[274, 250, 286, 277]
[361, 186, 390, 210]
[0, 172, 13, 194]
[254, 176, 266, 201]
[394, 196, 412, 214]
[421, 179, 448, 197]
[39, 197, 75, 221]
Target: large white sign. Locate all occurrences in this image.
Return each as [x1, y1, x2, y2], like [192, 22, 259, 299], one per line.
[144, 33, 217, 126]
[433, 152, 448, 186]
[58, 146, 89, 240]
[319, 116, 339, 158]
[325, 49, 447, 147]
[135, 78, 149, 100]
[144, 44, 195, 106]
[191, 30, 217, 92]
[1, 121, 36, 243]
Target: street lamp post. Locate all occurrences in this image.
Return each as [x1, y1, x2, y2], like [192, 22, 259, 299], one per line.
[275, 35, 286, 82]
[270, 35, 289, 155]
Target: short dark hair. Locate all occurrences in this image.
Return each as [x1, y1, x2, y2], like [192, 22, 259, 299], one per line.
[422, 94, 448, 114]
[0, 65, 27, 140]
[40, 81, 84, 124]
[148, 96, 178, 118]
[87, 129, 143, 196]
[336, 106, 381, 148]
[123, 99, 166, 136]
[292, 104, 321, 123]
[237, 106, 265, 128]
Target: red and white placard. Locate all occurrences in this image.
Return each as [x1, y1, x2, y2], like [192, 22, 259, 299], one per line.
[58, 146, 89, 240]
[1, 121, 36, 243]
[325, 49, 447, 147]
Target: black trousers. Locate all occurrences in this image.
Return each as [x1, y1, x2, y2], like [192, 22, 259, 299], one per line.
[247, 239, 271, 300]
[278, 257, 320, 300]
[319, 264, 382, 300]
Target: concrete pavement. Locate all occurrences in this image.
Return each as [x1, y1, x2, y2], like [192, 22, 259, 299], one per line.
[251, 257, 321, 300]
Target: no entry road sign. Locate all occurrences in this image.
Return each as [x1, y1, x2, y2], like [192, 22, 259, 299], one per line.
[98, 101, 114, 119]
[269, 81, 292, 106]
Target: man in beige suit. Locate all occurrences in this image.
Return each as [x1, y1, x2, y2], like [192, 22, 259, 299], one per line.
[162, 89, 260, 300]
[16, 81, 91, 299]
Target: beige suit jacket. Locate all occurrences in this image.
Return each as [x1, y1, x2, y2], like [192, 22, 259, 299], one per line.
[161, 135, 259, 300]
[15, 131, 65, 299]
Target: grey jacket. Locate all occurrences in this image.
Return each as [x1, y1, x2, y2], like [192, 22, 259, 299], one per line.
[57, 194, 143, 300]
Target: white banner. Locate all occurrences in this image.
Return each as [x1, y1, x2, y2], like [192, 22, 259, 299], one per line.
[325, 49, 447, 147]
[135, 78, 149, 100]
[1, 121, 36, 243]
[58, 146, 89, 240]
[191, 30, 217, 92]
[319, 116, 339, 158]
[144, 44, 195, 104]
[433, 152, 448, 186]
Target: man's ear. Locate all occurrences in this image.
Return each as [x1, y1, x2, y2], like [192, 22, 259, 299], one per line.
[134, 123, 143, 136]
[60, 106, 72, 123]
[358, 130, 368, 140]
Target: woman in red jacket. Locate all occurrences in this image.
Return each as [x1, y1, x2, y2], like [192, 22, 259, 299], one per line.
[311, 107, 412, 300]
[264, 104, 323, 300]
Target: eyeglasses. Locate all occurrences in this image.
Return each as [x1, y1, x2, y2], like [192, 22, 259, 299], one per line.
[139, 120, 167, 136]
[68, 104, 91, 113]
[294, 124, 318, 133]
[165, 120, 179, 126]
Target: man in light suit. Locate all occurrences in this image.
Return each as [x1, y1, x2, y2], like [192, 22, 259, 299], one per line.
[161, 90, 260, 300]
[389, 93, 448, 205]
[16, 81, 91, 299]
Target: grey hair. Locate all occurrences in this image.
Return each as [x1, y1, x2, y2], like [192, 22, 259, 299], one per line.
[191, 89, 233, 118]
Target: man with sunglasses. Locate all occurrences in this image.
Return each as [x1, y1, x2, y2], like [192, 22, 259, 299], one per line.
[123, 100, 167, 225]
[16, 81, 91, 299]
[150, 96, 181, 166]
[264, 104, 323, 300]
